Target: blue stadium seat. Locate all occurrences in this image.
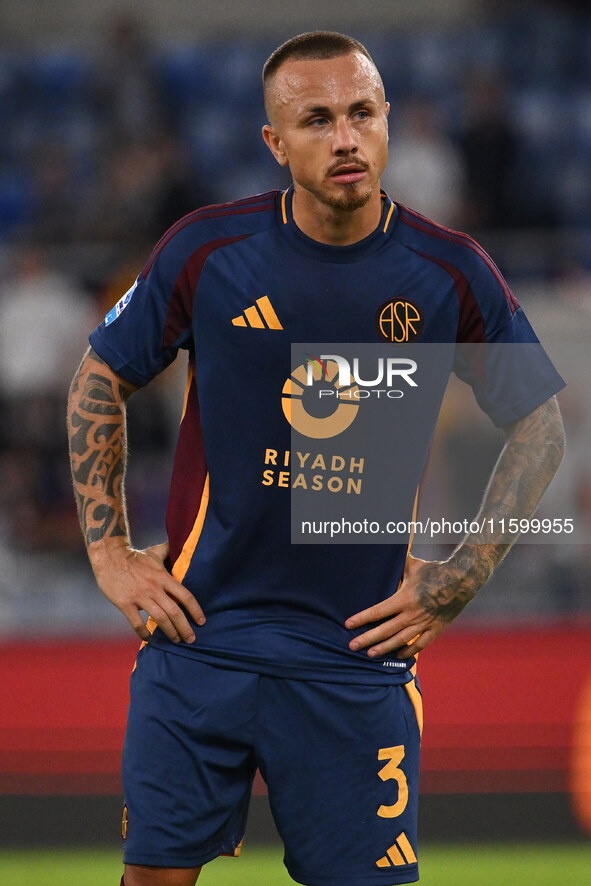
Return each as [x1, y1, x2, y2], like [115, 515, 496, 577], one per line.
[23, 49, 90, 113]
[0, 169, 34, 238]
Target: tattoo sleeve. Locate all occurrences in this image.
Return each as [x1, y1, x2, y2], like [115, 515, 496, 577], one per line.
[418, 395, 566, 619]
[67, 348, 135, 547]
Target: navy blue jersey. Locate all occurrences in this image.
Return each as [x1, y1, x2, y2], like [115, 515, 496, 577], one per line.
[90, 188, 564, 684]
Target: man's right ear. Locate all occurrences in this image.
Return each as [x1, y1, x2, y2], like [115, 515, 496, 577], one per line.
[262, 124, 289, 167]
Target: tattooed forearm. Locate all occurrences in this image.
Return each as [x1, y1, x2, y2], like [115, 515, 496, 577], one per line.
[344, 397, 566, 656]
[448, 395, 566, 587]
[67, 348, 135, 547]
[407, 397, 565, 627]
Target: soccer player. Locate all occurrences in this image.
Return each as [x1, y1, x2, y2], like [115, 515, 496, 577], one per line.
[67, 31, 565, 886]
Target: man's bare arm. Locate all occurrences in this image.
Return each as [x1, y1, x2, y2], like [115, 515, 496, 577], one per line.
[67, 347, 205, 643]
[68, 347, 133, 545]
[346, 395, 566, 657]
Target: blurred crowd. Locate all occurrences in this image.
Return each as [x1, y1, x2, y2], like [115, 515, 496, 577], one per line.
[1, 4, 590, 630]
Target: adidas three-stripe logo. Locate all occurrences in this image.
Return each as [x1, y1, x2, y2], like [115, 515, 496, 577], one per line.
[232, 295, 283, 330]
[376, 832, 417, 869]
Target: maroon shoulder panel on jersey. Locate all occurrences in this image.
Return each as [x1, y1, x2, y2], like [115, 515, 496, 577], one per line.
[404, 245, 487, 343]
[399, 206, 520, 314]
[142, 194, 276, 277]
[162, 235, 250, 349]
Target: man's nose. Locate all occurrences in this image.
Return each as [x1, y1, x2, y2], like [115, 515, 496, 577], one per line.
[332, 117, 358, 154]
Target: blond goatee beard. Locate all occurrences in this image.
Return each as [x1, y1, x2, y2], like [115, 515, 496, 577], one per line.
[323, 184, 374, 213]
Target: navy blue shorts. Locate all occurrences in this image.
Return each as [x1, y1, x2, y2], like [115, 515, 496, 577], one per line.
[122, 645, 422, 885]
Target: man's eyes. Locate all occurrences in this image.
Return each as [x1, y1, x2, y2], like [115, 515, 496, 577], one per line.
[307, 110, 371, 127]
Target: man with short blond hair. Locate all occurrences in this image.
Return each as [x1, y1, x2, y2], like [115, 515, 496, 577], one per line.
[68, 31, 564, 886]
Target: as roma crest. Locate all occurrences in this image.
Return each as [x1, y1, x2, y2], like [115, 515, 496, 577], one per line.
[376, 298, 424, 343]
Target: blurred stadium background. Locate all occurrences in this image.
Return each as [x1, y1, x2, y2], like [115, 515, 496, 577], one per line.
[0, 0, 590, 882]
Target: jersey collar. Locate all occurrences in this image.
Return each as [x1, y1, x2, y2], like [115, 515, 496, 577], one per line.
[276, 186, 398, 263]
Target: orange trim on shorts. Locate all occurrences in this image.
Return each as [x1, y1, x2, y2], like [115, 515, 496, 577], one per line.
[221, 837, 244, 858]
[405, 677, 423, 738]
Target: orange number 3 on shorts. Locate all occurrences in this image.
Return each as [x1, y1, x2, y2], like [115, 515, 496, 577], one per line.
[377, 745, 409, 818]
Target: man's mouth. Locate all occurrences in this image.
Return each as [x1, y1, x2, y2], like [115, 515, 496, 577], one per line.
[329, 163, 368, 184]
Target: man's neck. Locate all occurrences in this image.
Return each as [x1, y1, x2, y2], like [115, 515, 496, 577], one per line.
[291, 186, 383, 246]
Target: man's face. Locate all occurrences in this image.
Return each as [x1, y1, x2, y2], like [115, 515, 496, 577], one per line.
[263, 51, 389, 213]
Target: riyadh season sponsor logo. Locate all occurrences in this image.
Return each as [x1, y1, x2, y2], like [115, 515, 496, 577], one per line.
[281, 353, 418, 439]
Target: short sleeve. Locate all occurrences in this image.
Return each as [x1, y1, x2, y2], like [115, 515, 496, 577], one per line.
[454, 254, 565, 426]
[89, 236, 194, 387]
